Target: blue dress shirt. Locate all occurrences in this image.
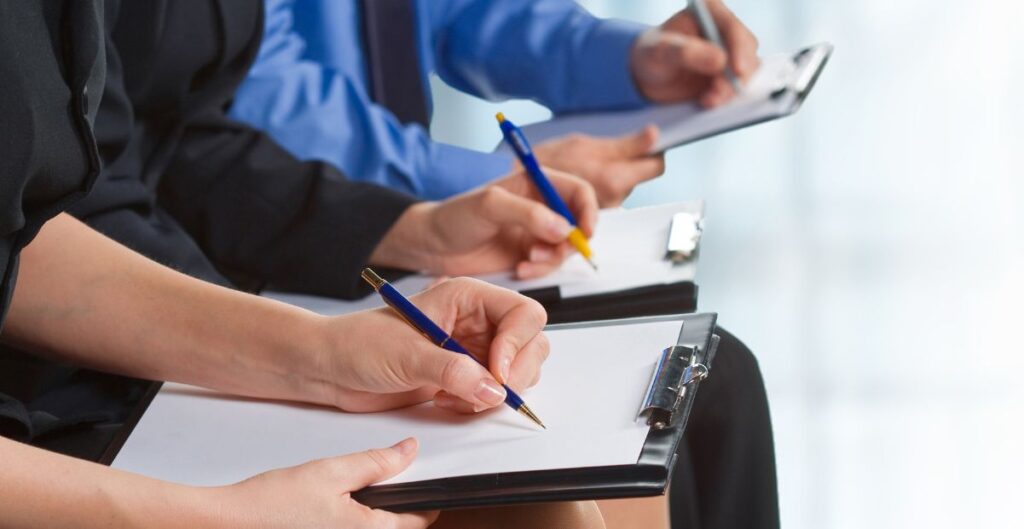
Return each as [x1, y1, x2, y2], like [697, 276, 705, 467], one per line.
[229, 0, 649, 200]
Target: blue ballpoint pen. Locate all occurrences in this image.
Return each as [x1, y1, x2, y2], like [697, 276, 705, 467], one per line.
[496, 113, 598, 271]
[689, 0, 742, 93]
[361, 268, 546, 429]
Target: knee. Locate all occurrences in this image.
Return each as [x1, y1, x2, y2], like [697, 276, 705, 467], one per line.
[693, 325, 770, 422]
[713, 326, 766, 387]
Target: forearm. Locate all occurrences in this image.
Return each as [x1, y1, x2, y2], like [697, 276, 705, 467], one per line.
[0, 436, 212, 529]
[433, 0, 648, 113]
[2, 214, 331, 404]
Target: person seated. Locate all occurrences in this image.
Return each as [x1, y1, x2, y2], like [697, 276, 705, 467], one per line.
[0, 4, 614, 526]
[12, 0, 776, 527]
[229, 0, 761, 206]
[227, 1, 778, 526]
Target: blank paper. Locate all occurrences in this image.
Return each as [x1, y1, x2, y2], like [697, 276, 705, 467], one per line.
[112, 318, 685, 486]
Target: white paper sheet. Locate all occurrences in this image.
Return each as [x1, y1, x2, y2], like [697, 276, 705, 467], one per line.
[503, 51, 804, 153]
[264, 201, 702, 315]
[112, 318, 684, 486]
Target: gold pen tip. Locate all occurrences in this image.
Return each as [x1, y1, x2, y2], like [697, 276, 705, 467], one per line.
[360, 268, 386, 290]
[518, 404, 546, 429]
[587, 258, 599, 272]
[495, 112, 506, 123]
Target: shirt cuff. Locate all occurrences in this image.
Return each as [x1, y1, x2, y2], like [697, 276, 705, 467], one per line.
[565, 18, 650, 113]
[418, 144, 515, 200]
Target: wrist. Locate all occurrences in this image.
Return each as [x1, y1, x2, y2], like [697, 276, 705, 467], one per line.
[629, 28, 666, 102]
[368, 202, 444, 273]
[209, 300, 337, 408]
[279, 311, 339, 407]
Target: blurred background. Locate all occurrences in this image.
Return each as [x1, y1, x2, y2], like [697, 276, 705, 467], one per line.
[429, 1, 1024, 527]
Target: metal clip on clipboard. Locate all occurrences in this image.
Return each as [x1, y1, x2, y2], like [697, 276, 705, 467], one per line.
[770, 43, 833, 103]
[638, 320, 721, 430]
[665, 211, 704, 265]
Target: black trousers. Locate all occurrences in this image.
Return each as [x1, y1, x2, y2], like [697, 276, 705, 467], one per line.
[1, 327, 778, 528]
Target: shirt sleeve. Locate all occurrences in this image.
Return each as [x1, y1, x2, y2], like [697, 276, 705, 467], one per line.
[229, 0, 513, 201]
[158, 105, 419, 299]
[424, 0, 650, 115]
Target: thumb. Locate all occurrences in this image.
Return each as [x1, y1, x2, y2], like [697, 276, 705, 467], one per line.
[414, 346, 508, 410]
[611, 125, 659, 157]
[338, 437, 419, 490]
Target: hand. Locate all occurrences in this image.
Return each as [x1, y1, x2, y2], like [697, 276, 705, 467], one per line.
[630, 0, 760, 107]
[212, 438, 437, 528]
[370, 169, 598, 279]
[530, 126, 664, 207]
[313, 277, 549, 413]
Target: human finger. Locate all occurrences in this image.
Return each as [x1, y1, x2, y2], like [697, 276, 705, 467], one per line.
[505, 331, 549, 391]
[699, 76, 735, 107]
[409, 344, 506, 409]
[476, 185, 573, 245]
[515, 242, 573, 279]
[433, 389, 478, 414]
[615, 151, 666, 188]
[608, 125, 659, 157]
[541, 168, 599, 239]
[334, 438, 418, 490]
[662, 32, 728, 76]
[707, 0, 760, 78]
[479, 287, 547, 386]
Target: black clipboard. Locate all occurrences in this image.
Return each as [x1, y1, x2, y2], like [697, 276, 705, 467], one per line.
[96, 275, 702, 469]
[523, 211, 702, 324]
[524, 281, 697, 325]
[352, 312, 719, 512]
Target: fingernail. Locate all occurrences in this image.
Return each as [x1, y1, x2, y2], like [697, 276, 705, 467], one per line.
[474, 378, 507, 406]
[529, 246, 554, 262]
[391, 438, 416, 456]
[547, 216, 572, 239]
[499, 357, 512, 384]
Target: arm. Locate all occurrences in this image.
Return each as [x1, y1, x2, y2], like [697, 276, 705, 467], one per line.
[165, 75, 599, 296]
[429, 0, 759, 112]
[3, 212, 559, 414]
[0, 427, 434, 528]
[165, 80, 600, 295]
[0, 216, 600, 527]
[4, 213, 330, 400]
[426, 0, 649, 114]
[228, 0, 513, 200]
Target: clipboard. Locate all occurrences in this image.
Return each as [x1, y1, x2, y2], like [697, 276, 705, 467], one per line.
[354, 313, 720, 511]
[533, 209, 703, 323]
[349, 202, 705, 324]
[499, 42, 834, 153]
[104, 313, 719, 512]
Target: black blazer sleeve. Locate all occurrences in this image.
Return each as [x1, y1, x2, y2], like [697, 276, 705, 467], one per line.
[157, 110, 418, 299]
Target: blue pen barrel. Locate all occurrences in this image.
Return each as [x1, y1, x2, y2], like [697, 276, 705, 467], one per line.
[499, 120, 579, 226]
[380, 282, 450, 345]
[380, 282, 524, 411]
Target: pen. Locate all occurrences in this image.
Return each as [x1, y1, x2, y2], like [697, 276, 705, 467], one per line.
[361, 268, 546, 429]
[689, 0, 742, 93]
[496, 112, 598, 271]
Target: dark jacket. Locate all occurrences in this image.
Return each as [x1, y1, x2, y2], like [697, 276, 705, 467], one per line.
[0, 0, 105, 328]
[0, 0, 111, 444]
[70, 0, 418, 298]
